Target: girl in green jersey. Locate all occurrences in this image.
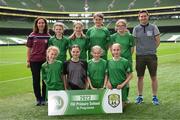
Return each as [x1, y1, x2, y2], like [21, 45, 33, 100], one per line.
[86, 12, 110, 60]
[107, 43, 132, 104]
[111, 19, 135, 101]
[41, 46, 66, 103]
[69, 21, 88, 61]
[48, 22, 69, 62]
[87, 45, 107, 89]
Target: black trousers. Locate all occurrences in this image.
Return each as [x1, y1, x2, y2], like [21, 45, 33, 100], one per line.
[30, 61, 46, 101]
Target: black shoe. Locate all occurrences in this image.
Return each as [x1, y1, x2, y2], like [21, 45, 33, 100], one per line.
[41, 101, 46, 106]
[36, 101, 41, 106]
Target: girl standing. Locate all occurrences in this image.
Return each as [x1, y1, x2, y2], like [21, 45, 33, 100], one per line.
[87, 45, 107, 89]
[41, 46, 66, 91]
[64, 45, 88, 90]
[86, 12, 110, 60]
[110, 19, 135, 100]
[69, 21, 88, 61]
[48, 22, 69, 62]
[107, 43, 132, 104]
[110, 19, 134, 71]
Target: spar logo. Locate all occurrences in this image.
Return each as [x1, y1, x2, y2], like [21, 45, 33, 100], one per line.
[108, 94, 120, 108]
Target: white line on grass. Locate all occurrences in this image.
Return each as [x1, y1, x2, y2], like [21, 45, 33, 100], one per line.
[132, 53, 180, 61]
[158, 53, 180, 58]
[0, 61, 26, 66]
[0, 76, 31, 84]
[0, 53, 179, 84]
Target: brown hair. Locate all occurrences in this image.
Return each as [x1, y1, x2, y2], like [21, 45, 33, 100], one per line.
[33, 17, 48, 34]
[138, 10, 149, 16]
[93, 12, 104, 19]
[70, 44, 81, 51]
[69, 21, 85, 40]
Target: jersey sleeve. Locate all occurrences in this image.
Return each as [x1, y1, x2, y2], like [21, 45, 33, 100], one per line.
[26, 33, 34, 48]
[86, 29, 91, 40]
[87, 60, 91, 76]
[82, 60, 88, 72]
[153, 25, 160, 36]
[125, 60, 132, 73]
[103, 60, 108, 74]
[132, 27, 137, 38]
[63, 61, 68, 74]
[41, 65, 47, 81]
[129, 34, 135, 47]
[48, 37, 53, 46]
[110, 34, 115, 46]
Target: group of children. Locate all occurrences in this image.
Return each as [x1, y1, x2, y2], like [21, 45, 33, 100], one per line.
[41, 12, 134, 105]
[25, 12, 134, 106]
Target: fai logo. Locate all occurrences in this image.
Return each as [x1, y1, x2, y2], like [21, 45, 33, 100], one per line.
[108, 94, 120, 108]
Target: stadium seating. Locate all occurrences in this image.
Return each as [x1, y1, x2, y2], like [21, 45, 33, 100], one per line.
[2, 0, 180, 12]
[0, 0, 179, 45]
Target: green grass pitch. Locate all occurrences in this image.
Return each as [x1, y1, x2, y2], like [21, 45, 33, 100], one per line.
[0, 43, 180, 119]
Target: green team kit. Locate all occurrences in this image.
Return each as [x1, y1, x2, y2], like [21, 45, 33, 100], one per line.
[41, 60, 64, 90]
[86, 26, 110, 60]
[69, 37, 88, 60]
[110, 32, 134, 70]
[88, 58, 107, 88]
[108, 57, 132, 101]
[48, 36, 69, 62]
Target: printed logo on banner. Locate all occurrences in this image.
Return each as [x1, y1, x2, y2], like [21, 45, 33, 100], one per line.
[102, 89, 122, 113]
[48, 91, 68, 116]
[52, 96, 64, 110]
[108, 94, 120, 108]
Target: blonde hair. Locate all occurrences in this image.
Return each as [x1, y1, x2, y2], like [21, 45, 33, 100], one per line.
[115, 19, 127, 31]
[46, 46, 60, 61]
[91, 45, 104, 56]
[53, 22, 64, 31]
[111, 43, 121, 50]
[73, 21, 84, 29]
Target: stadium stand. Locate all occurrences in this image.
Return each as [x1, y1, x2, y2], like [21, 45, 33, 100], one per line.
[0, 0, 179, 45]
[0, 0, 7, 6]
[2, 0, 179, 12]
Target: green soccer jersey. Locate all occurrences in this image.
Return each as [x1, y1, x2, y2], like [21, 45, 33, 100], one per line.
[108, 57, 132, 101]
[41, 60, 64, 90]
[86, 26, 110, 60]
[69, 37, 88, 61]
[48, 36, 69, 62]
[88, 58, 107, 88]
[110, 32, 134, 62]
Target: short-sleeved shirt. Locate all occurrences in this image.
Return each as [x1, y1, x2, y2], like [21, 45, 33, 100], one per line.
[64, 59, 87, 89]
[68, 37, 88, 61]
[107, 57, 132, 88]
[26, 32, 50, 62]
[110, 32, 135, 62]
[87, 58, 107, 88]
[41, 60, 64, 90]
[48, 36, 69, 62]
[86, 26, 110, 59]
[132, 23, 160, 55]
